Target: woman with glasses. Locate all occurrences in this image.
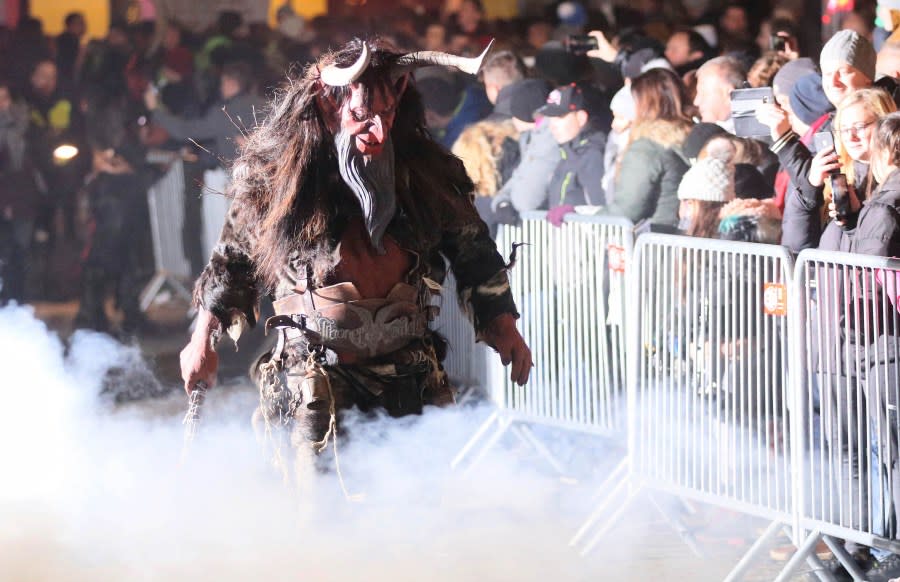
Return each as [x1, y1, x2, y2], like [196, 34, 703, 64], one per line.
[784, 88, 896, 251]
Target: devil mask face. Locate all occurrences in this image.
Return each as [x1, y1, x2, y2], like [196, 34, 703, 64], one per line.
[336, 81, 401, 158]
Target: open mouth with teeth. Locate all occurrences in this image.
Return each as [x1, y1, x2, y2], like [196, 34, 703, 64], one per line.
[356, 136, 384, 156]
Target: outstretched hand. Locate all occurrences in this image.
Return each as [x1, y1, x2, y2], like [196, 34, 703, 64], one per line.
[483, 313, 532, 386]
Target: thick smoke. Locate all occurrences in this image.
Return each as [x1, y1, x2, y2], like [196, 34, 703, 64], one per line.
[0, 305, 624, 581]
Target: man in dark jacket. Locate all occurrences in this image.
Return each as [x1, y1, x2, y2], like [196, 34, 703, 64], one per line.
[537, 82, 608, 218]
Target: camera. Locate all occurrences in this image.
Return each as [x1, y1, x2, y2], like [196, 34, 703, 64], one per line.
[566, 35, 599, 54]
[769, 34, 787, 52]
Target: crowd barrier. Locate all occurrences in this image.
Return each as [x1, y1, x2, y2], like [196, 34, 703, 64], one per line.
[439, 218, 900, 580]
[450, 211, 634, 473]
[569, 233, 806, 579]
[431, 268, 491, 403]
[778, 250, 900, 581]
[139, 155, 194, 311]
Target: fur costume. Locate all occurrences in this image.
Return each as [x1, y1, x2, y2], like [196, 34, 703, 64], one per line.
[192, 39, 519, 461]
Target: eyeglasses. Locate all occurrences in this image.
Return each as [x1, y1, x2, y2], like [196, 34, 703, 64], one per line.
[838, 120, 876, 139]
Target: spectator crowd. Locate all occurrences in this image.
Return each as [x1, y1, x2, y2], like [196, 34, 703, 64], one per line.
[4, 1, 900, 575]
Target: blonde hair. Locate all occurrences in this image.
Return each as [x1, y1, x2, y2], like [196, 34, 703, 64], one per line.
[832, 88, 897, 196]
[451, 120, 519, 197]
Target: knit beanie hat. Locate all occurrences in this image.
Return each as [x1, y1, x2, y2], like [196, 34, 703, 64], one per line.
[772, 57, 817, 97]
[610, 85, 635, 120]
[678, 157, 736, 202]
[789, 73, 834, 126]
[820, 30, 876, 81]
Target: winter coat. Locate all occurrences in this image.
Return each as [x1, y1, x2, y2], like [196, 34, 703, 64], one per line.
[717, 198, 783, 244]
[546, 124, 607, 210]
[491, 122, 559, 213]
[606, 120, 690, 227]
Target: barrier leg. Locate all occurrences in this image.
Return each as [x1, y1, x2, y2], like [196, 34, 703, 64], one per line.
[577, 486, 642, 557]
[821, 535, 867, 581]
[449, 411, 500, 470]
[455, 383, 481, 406]
[723, 520, 782, 582]
[139, 273, 167, 312]
[510, 423, 568, 476]
[782, 526, 833, 581]
[569, 459, 629, 547]
[774, 530, 838, 582]
[166, 274, 193, 303]
[648, 492, 704, 559]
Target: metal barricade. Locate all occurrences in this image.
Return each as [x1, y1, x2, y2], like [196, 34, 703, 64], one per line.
[451, 211, 634, 472]
[139, 156, 194, 311]
[571, 234, 799, 579]
[430, 268, 489, 399]
[777, 250, 900, 581]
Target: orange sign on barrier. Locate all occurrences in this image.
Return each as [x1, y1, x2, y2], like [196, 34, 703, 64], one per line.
[608, 245, 626, 273]
[764, 282, 787, 316]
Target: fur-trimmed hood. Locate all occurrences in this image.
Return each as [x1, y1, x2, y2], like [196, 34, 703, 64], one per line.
[628, 119, 691, 150]
[717, 198, 783, 244]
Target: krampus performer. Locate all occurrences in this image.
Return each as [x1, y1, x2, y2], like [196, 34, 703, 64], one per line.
[179, 38, 532, 472]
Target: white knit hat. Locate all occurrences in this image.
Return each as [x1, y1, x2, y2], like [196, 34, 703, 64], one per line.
[678, 157, 736, 202]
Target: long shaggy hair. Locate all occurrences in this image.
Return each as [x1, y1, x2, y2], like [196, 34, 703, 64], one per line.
[228, 38, 474, 291]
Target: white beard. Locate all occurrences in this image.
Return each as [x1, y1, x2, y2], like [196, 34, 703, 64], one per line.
[335, 129, 397, 253]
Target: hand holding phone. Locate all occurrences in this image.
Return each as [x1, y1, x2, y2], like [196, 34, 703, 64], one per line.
[808, 144, 841, 188]
[813, 130, 835, 154]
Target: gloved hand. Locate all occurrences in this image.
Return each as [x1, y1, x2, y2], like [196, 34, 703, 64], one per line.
[546, 204, 575, 227]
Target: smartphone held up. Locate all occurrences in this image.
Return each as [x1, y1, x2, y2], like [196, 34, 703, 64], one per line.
[566, 34, 599, 54]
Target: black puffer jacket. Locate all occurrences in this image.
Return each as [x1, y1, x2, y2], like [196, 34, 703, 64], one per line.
[819, 168, 900, 256]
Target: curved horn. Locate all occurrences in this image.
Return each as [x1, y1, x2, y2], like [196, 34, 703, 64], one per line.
[396, 39, 494, 76]
[319, 42, 371, 87]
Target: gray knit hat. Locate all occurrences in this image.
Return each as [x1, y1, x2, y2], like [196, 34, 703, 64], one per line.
[820, 30, 876, 80]
[678, 158, 736, 202]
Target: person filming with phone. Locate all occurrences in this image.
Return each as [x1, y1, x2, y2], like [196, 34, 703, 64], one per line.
[821, 107, 900, 255]
[797, 89, 896, 253]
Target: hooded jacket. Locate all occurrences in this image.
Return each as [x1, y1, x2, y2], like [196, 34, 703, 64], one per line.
[606, 120, 690, 227]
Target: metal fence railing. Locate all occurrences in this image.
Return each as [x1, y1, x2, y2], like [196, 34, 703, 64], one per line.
[139, 156, 193, 311]
[450, 211, 634, 472]
[569, 234, 810, 580]
[441, 224, 900, 579]
[778, 250, 900, 581]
